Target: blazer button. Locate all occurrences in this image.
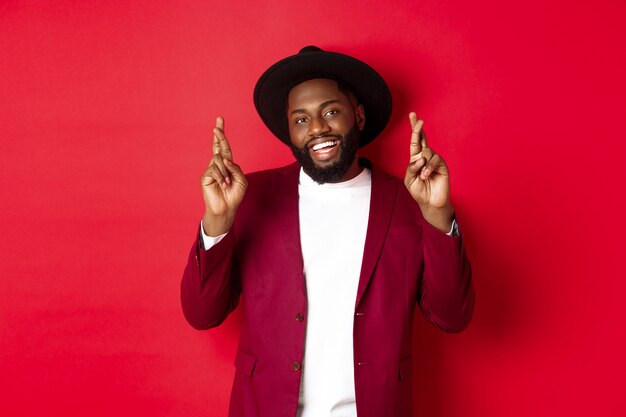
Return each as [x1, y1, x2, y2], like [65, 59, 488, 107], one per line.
[291, 361, 302, 371]
[295, 313, 304, 322]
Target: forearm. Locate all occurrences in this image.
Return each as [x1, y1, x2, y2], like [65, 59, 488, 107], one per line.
[180, 230, 241, 330]
[418, 219, 475, 333]
[202, 211, 235, 237]
[420, 204, 455, 234]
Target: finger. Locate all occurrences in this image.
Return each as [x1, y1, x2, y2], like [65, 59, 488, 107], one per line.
[405, 158, 427, 192]
[409, 112, 418, 129]
[213, 126, 233, 162]
[420, 154, 445, 179]
[407, 156, 427, 176]
[200, 168, 217, 187]
[418, 147, 434, 164]
[418, 148, 434, 179]
[209, 163, 230, 188]
[201, 165, 224, 188]
[410, 143, 433, 165]
[224, 158, 247, 187]
[420, 128, 428, 149]
[212, 116, 225, 156]
[212, 154, 231, 186]
[410, 117, 424, 157]
[212, 128, 220, 157]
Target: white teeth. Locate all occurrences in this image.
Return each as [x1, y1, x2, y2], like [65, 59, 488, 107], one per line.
[312, 140, 337, 151]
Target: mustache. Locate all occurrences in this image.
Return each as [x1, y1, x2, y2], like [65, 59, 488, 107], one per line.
[306, 134, 342, 148]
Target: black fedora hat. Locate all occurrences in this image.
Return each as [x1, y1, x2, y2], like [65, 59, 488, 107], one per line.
[253, 46, 392, 147]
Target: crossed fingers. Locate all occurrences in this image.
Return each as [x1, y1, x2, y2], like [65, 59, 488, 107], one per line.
[209, 116, 234, 188]
[408, 112, 445, 180]
[409, 112, 427, 158]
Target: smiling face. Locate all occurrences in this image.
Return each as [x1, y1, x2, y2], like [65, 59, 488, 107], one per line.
[287, 78, 365, 183]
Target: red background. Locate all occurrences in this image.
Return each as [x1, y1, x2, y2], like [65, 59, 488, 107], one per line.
[1, 1, 625, 416]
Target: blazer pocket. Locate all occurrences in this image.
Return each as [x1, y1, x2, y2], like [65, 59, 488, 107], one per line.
[234, 348, 257, 377]
[398, 355, 412, 382]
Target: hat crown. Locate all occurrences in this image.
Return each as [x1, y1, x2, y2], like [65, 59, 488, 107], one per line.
[254, 46, 392, 147]
[298, 45, 323, 54]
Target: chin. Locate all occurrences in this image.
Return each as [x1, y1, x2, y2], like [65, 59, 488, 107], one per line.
[313, 154, 342, 169]
[289, 125, 360, 184]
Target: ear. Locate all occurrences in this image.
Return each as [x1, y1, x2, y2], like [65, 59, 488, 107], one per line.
[355, 104, 365, 131]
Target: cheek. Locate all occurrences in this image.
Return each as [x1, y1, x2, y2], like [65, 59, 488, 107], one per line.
[289, 127, 305, 149]
[335, 116, 356, 132]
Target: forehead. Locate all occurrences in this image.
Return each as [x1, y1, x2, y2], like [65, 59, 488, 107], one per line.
[287, 78, 350, 109]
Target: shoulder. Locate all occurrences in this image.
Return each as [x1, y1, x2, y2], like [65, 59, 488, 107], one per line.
[234, 161, 299, 232]
[366, 159, 423, 221]
[239, 161, 299, 206]
[364, 158, 405, 195]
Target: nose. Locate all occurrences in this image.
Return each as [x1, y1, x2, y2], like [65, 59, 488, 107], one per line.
[307, 116, 330, 137]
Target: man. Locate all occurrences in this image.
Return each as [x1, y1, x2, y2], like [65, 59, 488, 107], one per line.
[181, 46, 474, 417]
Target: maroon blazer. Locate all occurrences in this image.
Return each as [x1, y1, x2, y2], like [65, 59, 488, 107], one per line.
[181, 160, 474, 417]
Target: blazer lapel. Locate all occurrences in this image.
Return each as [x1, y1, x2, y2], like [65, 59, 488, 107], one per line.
[355, 165, 398, 309]
[276, 163, 306, 297]
[262, 161, 396, 304]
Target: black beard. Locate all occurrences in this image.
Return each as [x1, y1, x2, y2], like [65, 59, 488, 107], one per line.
[289, 125, 360, 184]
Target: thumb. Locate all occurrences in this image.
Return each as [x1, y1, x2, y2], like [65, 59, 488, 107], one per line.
[224, 159, 246, 185]
[407, 156, 426, 178]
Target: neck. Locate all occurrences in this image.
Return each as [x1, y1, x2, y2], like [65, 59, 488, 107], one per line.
[331, 156, 362, 183]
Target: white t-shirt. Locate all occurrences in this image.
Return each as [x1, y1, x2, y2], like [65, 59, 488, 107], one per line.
[199, 166, 456, 417]
[296, 167, 371, 417]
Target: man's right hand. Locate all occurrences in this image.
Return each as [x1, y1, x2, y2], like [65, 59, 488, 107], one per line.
[201, 116, 247, 237]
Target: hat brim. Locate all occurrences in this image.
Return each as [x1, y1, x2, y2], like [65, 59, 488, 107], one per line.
[254, 49, 392, 147]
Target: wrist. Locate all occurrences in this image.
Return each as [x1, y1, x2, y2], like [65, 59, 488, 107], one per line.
[420, 204, 455, 233]
[202, 213, 234, 237]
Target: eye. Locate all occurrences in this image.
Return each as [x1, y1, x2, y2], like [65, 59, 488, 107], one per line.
[295, 117, 308, 124]
[324, 109, 338, 117]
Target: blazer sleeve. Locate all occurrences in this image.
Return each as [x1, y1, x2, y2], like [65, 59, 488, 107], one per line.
[180, 228, 241, 330]
[418, 218, 475, 333]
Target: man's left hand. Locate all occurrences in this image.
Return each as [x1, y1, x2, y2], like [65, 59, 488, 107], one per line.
[404, 112, 455, 233]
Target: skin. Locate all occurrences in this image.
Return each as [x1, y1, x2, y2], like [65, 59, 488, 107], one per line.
[200, 116, 247, 237]
[404, 112, 455, 232]
[201, 78, 454, 236]
[287, 79, 365, 183]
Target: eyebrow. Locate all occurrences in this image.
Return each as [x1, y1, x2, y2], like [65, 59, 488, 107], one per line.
[290, 99, 341, 116]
